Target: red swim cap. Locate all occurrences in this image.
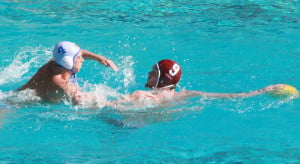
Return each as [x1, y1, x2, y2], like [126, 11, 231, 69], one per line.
[156, 59, 182, 88]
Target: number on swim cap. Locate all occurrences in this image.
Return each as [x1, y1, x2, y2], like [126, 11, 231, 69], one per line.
[58, 46, 66, 54]
[169, 64, 180, 76]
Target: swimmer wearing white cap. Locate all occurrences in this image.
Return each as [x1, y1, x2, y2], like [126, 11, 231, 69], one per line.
[19, 41, 118, 104]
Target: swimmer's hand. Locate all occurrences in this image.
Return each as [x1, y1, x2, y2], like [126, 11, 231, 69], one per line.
[100, 58, 119, 72]
[81, 49, 119, 72]
[264, 84, 299, 99]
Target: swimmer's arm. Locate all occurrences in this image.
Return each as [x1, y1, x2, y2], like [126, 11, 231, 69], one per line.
[81, 49, 119, 71]
[177, 85, 279, 99]
[107, 90, 159, 109]
[52, 74, 98, 106]
[52, 75, 83, 103]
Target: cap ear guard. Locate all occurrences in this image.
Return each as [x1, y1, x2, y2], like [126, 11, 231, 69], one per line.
[155, 63, 161, 88]
[59, 56, 73, 70]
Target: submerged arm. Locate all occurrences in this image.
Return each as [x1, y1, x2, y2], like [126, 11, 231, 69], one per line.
[108, 91, 159, 105]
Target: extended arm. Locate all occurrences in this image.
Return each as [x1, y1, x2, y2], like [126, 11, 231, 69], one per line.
[177, 84, 299, 99]
[81, 49, 119, 72]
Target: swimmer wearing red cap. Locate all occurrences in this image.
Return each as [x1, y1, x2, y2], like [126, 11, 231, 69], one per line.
[18, 41, 118, 104]
[110, 59, 183, 106]
[110, 59, 298, 109]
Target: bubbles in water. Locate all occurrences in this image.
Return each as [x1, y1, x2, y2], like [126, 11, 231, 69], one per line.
[39, 111, 93, 121]
[209, 95, 296, 114]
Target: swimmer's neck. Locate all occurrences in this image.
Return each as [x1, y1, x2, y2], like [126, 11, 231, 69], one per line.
[59, 68, 73, 80]
[152, 86, 175, 94]
[55, 62, 75, 75]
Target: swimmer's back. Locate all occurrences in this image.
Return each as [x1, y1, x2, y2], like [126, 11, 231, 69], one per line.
[18, 60, 66, 102]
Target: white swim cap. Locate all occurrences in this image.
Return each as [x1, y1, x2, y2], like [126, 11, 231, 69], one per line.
[53, 41, 81, 70]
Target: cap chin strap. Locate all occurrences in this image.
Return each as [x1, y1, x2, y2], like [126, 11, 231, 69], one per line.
[69, 49, 81, 86]
[70, 70, 79, 86]
[153, 63, 175, 90]
[154, 63, 161, 88]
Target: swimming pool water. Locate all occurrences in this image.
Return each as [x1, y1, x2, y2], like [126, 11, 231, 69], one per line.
[0, 0, 299, 163]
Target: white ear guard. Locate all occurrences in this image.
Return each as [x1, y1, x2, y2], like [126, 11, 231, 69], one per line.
[154, 63, 161, 88]
[60, 56, 73, 70]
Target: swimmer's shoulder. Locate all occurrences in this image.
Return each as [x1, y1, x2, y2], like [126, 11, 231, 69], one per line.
[132, 90, 153, 97]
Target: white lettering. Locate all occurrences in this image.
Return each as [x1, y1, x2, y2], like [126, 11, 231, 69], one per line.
[169, 64, 180, 76]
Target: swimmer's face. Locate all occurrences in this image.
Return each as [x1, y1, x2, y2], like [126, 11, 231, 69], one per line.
[145, 65, 159, 88]
[73, 51, 84, 73]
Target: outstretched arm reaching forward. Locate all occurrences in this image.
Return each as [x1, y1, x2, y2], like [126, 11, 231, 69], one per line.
[177, 84, 299, 99]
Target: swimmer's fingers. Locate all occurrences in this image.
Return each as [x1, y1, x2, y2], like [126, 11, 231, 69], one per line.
[264, 84, 299, 99]
[101, 59, 119, 72]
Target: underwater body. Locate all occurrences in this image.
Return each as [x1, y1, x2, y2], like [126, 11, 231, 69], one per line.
[0, 0, 299, 163]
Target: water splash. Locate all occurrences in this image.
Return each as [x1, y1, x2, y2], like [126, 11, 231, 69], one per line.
[117, 55, 136, 90]
[96, 55, 136, 93]
[0, 46, 51, 86]
[0, 89, 41, 108]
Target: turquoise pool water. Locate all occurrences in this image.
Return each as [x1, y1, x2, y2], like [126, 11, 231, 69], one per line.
[0, 0, 299, 163]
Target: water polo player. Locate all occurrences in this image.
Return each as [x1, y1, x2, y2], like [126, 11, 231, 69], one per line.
[110, 59, 298, 109]
[18, 41, 118, 104]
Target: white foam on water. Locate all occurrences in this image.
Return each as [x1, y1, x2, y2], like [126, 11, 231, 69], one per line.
[72, 83, 124, 110]
[39, 111, 93, 121]
[72, 55, 137, 110]
[0, 46, 51, 86]
[0, 89, 41, 107]
[120, 56, 136, 89]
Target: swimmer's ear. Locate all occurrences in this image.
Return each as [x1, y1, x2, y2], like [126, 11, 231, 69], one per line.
[60, 56, 73, 70]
